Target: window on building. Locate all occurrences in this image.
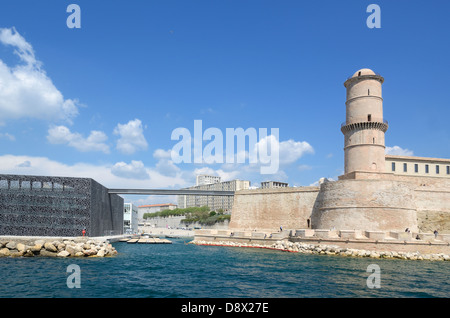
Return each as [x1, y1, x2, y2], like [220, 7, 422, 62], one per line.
[368, 114, 372, 122]
[403, 163, 407, 172]
[425, 164, 429, 173]
[447, 166, 450, 175]
[436, 165, 440, 174]
[392, 162, 396, 172]
[415, 164, 419, 173]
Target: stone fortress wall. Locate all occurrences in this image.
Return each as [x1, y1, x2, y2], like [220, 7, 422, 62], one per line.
[227, 174, 450, 234]
[228, 186, 320, 231]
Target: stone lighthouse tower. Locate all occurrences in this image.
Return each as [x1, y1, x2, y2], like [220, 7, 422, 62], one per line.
[341, 68, 388, 176]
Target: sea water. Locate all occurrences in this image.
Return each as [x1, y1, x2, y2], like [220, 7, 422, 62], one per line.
[0, 238, 448, 298]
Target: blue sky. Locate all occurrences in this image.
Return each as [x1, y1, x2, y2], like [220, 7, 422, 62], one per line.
[1, 1, 450, 205]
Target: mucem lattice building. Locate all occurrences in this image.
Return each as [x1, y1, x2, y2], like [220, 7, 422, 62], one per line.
[0, 174, 124, 237]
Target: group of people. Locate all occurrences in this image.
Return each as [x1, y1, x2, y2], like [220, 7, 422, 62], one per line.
[405, 228, 439, 239]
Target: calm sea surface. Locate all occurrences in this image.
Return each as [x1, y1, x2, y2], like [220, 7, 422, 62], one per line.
[0, 238, 448, 298]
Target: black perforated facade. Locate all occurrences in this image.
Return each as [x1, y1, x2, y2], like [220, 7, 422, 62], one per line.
[0, 174, 124, 237]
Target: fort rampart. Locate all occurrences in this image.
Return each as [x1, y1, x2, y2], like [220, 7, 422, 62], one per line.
[227, 174, 450, 234]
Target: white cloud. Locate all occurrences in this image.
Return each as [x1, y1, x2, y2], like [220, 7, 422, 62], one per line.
[0, 27, 79, 123]
[153, 149, 180, 177]
[47, 125, 110, 153]
[255, 135, 314, 165]
[111, 160, 150, 180]
[153, 148, 172, 160]
[193, 166, 240, 182]
[16, 160, 31, 167]
[0, 154, 187, 189]
[114, 119, 148, 154]
[278, 139, 314, 165]
[385, 145, 413, 156]
[0, 132, 15, 141]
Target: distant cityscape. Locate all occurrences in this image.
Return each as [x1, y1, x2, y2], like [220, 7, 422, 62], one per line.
[122, 175, 289, 234]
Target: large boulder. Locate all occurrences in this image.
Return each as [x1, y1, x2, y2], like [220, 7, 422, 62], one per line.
[30, 244, 43, 253]
[39, 249, 57, 257]
[57, 243, 66, 252]
[16, 243, 28, 252]
[0, 248, 10, 257]
[83, 249, 97, 256]
[65, 245, 76, 256]
[5, 241, 17, 250]
[96, 249, 105, 257]
[44, 242, 58, 253]
[57, 250, 70, 257]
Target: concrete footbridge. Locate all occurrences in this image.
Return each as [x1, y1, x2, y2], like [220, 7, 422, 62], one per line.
[107, 189, 235, 196]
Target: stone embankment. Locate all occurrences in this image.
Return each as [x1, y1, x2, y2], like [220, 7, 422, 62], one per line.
[192, 240, 450, 261]
[0, 238, 118, 258]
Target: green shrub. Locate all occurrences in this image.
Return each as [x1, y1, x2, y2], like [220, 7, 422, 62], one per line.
[143, 206, 230, 225]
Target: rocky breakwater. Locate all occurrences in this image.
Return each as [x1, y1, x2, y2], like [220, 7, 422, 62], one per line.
[191, 240, 450, 261]
[0, 238, 118, 258]
[271, 241, 450, 261]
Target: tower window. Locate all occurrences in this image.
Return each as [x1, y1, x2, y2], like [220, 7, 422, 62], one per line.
[358, 71, 361, 76]
[436, 165, 440, 174]
[392, 162, 396, 172]
[415, 164, 419, 173]
[403, 163, 407, 172]
[368, 114, 372, 122]
[425, 164, 429, 173]
[447, 166, 450, 175]
[368, 89, 370, 95]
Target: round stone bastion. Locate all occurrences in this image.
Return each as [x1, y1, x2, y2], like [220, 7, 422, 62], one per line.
[311, 179, 418, 232]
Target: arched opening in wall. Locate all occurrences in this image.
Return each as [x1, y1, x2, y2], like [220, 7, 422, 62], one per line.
[358, 71, 361, 76]
[373, 137, 376, 144]
[372, 162, 377, 170]
[307, 218, 311, 228]
[368, 114, 372, 122]
[368, 89, 370, 95]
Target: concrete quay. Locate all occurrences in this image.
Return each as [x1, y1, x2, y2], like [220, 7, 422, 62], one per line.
[139, 227, 195, 238]
[122, 237, 172, 244]
[193, 228, 450, 260]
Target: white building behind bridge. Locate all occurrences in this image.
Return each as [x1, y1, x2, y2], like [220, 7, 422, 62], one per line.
[124, 202, 139, 234]
[138, 203, 177, 223]
[177, 176, 250, 213]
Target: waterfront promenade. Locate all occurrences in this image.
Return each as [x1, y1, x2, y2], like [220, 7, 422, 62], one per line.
[193, 228, 450, 260]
